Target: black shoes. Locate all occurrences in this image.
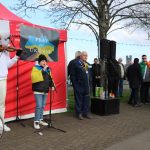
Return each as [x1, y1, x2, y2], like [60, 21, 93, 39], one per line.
[128, 101, 133, 105]
[133, 103, 142, 107]
[141, 101, 150, 105]
[82, 114, 91, 119]
[77, 114, 91, 120]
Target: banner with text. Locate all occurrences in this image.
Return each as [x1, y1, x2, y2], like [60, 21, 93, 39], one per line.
[20, 25, 59, 61]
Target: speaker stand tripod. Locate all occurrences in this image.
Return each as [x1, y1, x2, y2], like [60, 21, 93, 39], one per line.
[35, 88, 66, 135]
[15, 59, 25, 127]
[9, 37, 25, 127]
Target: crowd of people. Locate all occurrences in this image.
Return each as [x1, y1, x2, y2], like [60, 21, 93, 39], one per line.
[68, 51, 150, 120]
[127, 55, 150, 107]
[1, 31, 150, 131]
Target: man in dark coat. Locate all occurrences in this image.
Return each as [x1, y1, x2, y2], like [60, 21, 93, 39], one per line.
[92, 58, 101, 96]
[70, 51, 90, 120]
[126, 58, 142, 107]
[68, 51, 81, 80]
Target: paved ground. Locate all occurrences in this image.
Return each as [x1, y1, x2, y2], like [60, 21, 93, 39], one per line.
[1, 102, 150, 150]
[106, 129, 150, 150]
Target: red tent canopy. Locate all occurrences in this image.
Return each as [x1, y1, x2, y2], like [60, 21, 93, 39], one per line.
[0, 3, 30, 23]
[0, 3, 67, 121]
[0, 3, 67, 41]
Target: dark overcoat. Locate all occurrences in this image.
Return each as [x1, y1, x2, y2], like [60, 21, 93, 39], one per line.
[126, 63, 142, 89]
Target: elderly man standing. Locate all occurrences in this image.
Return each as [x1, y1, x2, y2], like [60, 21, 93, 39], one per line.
[70, 51, 90, 120]
[118, 57, 126, 97]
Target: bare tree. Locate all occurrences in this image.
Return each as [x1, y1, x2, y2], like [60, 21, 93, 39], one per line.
[13, 0, 150, 46]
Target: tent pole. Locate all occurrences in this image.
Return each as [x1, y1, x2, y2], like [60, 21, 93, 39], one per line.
[64, 41, 69, 111]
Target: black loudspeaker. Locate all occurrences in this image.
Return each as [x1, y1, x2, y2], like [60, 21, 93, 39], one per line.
[110, 40, 116, 59]
[100, 39, 110, 59]
[91, 97, 120, 115]
[100, 39, 116, 59]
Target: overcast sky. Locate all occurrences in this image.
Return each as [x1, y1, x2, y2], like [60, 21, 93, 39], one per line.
[0, 0, 150, 64]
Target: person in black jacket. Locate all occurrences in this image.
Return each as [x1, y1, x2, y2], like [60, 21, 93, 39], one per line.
[31, 54, 54, 129]
[107, 59, 121, 97]
[68, 51, 81, 85]
[92, 58, 101, 96]
[126, 58, 142, 107]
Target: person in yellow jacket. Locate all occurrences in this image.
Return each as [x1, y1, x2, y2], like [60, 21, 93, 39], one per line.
[31, 54, 54, 129]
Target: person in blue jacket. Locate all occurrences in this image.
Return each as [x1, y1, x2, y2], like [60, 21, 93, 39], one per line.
[70, 51, 91, 120]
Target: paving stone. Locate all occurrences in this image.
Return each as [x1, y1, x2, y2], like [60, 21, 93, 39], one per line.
[1, 103, 150, 150]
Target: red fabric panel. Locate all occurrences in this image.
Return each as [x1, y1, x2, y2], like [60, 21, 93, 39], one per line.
[59, 30, 67, 42]
[5, 42, 67, 119]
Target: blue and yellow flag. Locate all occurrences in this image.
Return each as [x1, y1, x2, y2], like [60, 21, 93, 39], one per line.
[20, 25, 59, 62]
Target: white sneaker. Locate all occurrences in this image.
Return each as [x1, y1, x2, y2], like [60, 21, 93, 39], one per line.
[34, 121, 40, 129]
[4, 124, 11, 132]
[39, 120, 48, 126]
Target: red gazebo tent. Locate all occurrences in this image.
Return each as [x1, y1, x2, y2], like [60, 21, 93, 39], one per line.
[0, 3, 67, 121]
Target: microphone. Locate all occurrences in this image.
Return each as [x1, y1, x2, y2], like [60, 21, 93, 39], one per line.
[4, 36, 10, 40]
[10, 34, 20, 37]
[8, 34, 20, 39]
[4, 34, 20, 41]
[52, 83, 57, 92]
[85, 61, 92, 66]
[45, 65, 50, 70]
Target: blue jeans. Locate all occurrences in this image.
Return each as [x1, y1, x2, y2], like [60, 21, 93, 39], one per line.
[34, 94, 47, 121]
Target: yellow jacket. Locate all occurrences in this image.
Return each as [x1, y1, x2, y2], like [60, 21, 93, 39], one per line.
[31, 66, 44, 83]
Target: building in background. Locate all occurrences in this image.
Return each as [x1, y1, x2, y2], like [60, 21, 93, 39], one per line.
[126, 55, 132, 65]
